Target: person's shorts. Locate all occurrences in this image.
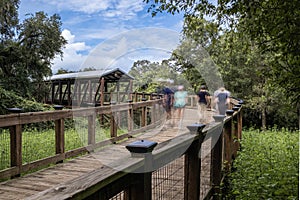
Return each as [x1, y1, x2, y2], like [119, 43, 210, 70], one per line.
[174, 103, 186, 108]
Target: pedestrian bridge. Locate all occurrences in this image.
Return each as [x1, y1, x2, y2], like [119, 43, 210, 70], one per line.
[0, 94, 243, 200]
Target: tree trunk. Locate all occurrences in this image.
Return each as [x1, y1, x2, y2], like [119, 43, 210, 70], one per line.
[261, 107, 267, 131]
[296, 103, 300, 131]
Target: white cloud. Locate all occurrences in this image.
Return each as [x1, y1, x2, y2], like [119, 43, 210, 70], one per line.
[52, 29, 91, 73]
[49, 0, 111, 14]
[61, 29, 75, 43]
[81, 28, 180, 72]
[45, 0, 144, 19]
[21, 0, 184, 73]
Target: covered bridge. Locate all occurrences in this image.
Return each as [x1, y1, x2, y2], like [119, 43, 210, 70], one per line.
[44, 68, 134, 107]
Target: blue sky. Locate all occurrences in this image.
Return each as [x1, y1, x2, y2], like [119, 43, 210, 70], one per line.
[18, 0, 184, 73]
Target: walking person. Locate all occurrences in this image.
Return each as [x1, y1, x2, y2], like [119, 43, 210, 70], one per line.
[162, 87, 174, 120]
[173, 85, 188, 124]
[196, 85, 210, 123]
[214, 87, 230, 115]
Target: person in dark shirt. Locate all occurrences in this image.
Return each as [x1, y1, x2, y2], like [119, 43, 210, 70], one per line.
[214, 87, 230, 115]
[196, 85, 210, 123]
[162, 87, 174, 120]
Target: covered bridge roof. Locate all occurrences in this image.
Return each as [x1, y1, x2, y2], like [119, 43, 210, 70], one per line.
[45, 68, 134, 82]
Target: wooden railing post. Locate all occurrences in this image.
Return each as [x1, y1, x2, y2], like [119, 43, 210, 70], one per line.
[129, 172, 152, 200]
[151, 103, 156, 124]
[210, 120, 225, 199]
[141, 106, 146, 127]
[126, 140, 157, 200]
[223, 116, 233, 171]
[232, 114, 239, 158]
[110, 114, 117, 138]
[140, 98, 148, 127]
[184, 140, 201, 200]
[185, 124, 206, 200]
[55, 118, 65, 162]
[88, 113, 96, 146]
[110, 102, 118, 138]
[100, 78, 104, 106]
[134, 92, 137, 102]
[127, 100, 133, 131]
[10, 124, 22, 177]
[237, 105, 243, 143]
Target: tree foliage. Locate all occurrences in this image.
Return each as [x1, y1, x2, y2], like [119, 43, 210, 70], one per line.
[128, 59, 189, 93]
[145, 0, 299, 129]
[144, 0, 300, 101]
[0, 86, 49, 114]
[0, 0, 19, 40]
[0, 0, 66, 98]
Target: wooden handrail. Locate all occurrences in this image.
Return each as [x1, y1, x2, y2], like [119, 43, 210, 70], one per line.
[23, 101, 243, 200]
[0, 96, 243, 200]
[0, 98, 164, 180]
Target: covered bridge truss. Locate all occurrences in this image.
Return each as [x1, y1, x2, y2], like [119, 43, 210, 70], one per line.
[44, 68, 134, 107]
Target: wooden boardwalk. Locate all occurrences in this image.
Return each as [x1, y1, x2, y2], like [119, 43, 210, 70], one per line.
[0, 108, 216, 200]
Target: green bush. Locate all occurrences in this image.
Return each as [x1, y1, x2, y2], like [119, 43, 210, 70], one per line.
[227, 129, 299, 199]
[0, 86, 50, 114]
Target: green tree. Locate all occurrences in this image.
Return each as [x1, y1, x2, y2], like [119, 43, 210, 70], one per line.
[161, 19, 224, 94]
[144, 0, 300, 104]
[128, 59, 187, 93]
[0, 0, 66, 98]
[145, 0, 299, 129]
[0, 0, 19, 40]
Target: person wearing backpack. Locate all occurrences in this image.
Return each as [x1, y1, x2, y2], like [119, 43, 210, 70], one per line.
[214, 87, 230, 115]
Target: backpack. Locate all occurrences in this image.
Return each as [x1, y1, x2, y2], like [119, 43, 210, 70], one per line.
[217, 92, 227, 103]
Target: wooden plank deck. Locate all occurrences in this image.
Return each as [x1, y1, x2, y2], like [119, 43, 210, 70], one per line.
[0, 108, 216, 200]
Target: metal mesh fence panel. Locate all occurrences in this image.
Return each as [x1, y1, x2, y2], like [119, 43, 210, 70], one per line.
[152, 156, 185, 200]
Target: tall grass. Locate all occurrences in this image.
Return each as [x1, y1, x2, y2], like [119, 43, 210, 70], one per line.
[226, 128, 299, 199]
[0, 125, 119, 171]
